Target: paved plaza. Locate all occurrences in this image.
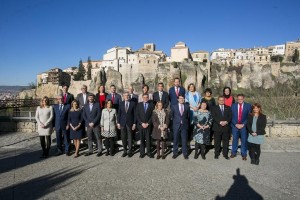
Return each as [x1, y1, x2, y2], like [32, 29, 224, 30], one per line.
[0, 132, 300, 200]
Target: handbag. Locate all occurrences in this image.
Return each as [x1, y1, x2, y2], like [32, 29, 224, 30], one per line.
[247, 133, 265, 145]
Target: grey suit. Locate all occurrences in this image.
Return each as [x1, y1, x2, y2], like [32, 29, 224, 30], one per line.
[83, 102, 102, 153]
[76, 92, 93, 109]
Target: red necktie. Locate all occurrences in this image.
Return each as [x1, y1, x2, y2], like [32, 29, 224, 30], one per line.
[63, 93, 67, 103]
[238, 103, 243, 123]
[112, 94, 115, 104]
[176, 87, 179, 97]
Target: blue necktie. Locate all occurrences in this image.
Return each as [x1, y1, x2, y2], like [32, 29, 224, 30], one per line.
[144, 103, 147, 112]
[59, 104, 63, 115]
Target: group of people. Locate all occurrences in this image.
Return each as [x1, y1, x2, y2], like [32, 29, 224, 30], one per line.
[35, 78, 267, 165]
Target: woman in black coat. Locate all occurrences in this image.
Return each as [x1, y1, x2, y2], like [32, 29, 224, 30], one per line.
[247, 103, 267, 165]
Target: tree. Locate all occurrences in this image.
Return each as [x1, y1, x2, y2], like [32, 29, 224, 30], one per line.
[87, 56, 92, 80]
[74, 59, 86, 81]
[271, 55, 284, 62]
[292, 49, 299, 63]
[28, 82, 36, 89]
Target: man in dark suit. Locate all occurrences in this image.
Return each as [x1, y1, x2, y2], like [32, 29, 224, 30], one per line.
[82, 93, 102, 157]
[153, 82, 169, 109]
[231, 94, 252, 160]
[170, 94, 190, 159]
[169, 77, 186, 106]
[76, 85, 92, 109]
[128, 86, 138, 105]
[136, 93, 154, 158]
[117, 92, 136, 157]
[62, 85, 74, 105]
[53, 94, 71, 156]
[211, 96, 232, 160]
[106, 85, 122, 112]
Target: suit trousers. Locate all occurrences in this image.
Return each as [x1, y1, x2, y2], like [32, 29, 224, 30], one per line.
[173, 125, 188, 156]
[56, 129, 70, 153]
[214, 130, 230, 157]
[121, 125, 133, 153]
[231, 126, 248, 157]
[40, 136, 51, 156]
[139, 127, 151, 155]
[86, 126, 102, 153]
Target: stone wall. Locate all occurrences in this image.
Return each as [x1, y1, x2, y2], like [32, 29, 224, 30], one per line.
[0, 121, 37, 133]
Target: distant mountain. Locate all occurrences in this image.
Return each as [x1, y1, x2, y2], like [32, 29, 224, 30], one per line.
[0, 86, 32, 93]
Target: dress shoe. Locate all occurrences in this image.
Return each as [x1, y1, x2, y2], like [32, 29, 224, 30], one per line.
[85, 152, 92, 156]
[128, 152, 133, 157]
[251, 159, 255, 164]
[255, 159, 260, 165]
[40, 154, 46, 159]
[66, 152, 71, 156]
[214, 155, 219, 159]
[172, 154, 178, 159]
[105, 151, 109, 156]
[242, 156, 247, 161]
[122, 152, 127, 157]
[55, 151, 63, 156]
[184, 155, 189, 160]
[156, 155, 161, 159]
[139, 154, 145, 158]
[96, 152, 102, 157]
[162, 155, 166, 159]
[224, 156, 230, 160]
[201, 154, 206, 160]
[147, 154, 154, 158]
[230, 154, 236, 158]
[194, 154, 199, 159]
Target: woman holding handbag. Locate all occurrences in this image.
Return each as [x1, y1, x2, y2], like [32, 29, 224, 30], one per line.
[247, 103, 267, 165]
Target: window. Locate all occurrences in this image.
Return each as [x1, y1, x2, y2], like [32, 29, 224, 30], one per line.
[154, 60, 156, 64]
[139, 60, 141, 64]
[147, 60, 150, 64]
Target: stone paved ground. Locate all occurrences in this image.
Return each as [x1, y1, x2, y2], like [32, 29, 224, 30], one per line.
[0, 132, 300, 200]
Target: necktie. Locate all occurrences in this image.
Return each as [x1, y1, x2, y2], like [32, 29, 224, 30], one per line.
[180, 104, 183, 116]
[159, 92, 162, 101]
[130, 94, 133, 99]
[63, 93, 67, 103]
[90, 104, 93, 112]
[176, 87, 179, 97]
[125, 101, 129, 112]
[221, 105, 224, 116]
[144, 103, 147, 112]
[59, 104, 63, 115]
[238, 103, 243, 123]
[112, 94, 115, 104]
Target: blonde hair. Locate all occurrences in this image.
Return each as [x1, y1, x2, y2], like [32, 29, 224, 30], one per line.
[40, 96, 50, 108]
[70, 100, 80, 111]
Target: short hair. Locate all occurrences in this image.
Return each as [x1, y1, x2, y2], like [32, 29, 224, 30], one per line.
[218, 96, 225, 100]
[157, 82, 164, 87]
[237, 93, 245, 98]
[142, 93, 149, 97]
[110, 84, 116, 88]
[62, 84, 69, 88]
[188, 83, 196, 91]
[174, 77, 180, 82]
[81, 85, 87, 89]
[123, 92, 129, 96]
[204, 88, 212, 94]
[177, 94, 185, 99]
[56, 94, 63, 98]
[105, 99, 113, 108]
[88, 93, 95, 97]
[142, 84, 149, 90]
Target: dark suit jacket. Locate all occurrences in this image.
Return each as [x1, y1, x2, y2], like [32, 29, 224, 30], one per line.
[82, 103, 101, 127]
[107, 93, 122, 111]
[231, 102, 252, 127]
[170, 103, 189, 129]
[117, 100, 136, 127]
[76, 92, 93, 109]
[136, 101, 154, 130]
[169, 86, 186, 105]
[63, 92, 74, 105]
[211, 105, 232, 132]
[153, 91, 169, 109]
[246, 114, 267, 135]
[129, 93, 138, 105]
[53, 104, 70, 131]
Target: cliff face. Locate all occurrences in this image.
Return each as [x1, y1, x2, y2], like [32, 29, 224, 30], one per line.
[32, 62, 300, 99]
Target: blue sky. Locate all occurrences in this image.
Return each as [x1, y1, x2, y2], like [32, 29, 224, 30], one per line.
[0, 0, 299, 86]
